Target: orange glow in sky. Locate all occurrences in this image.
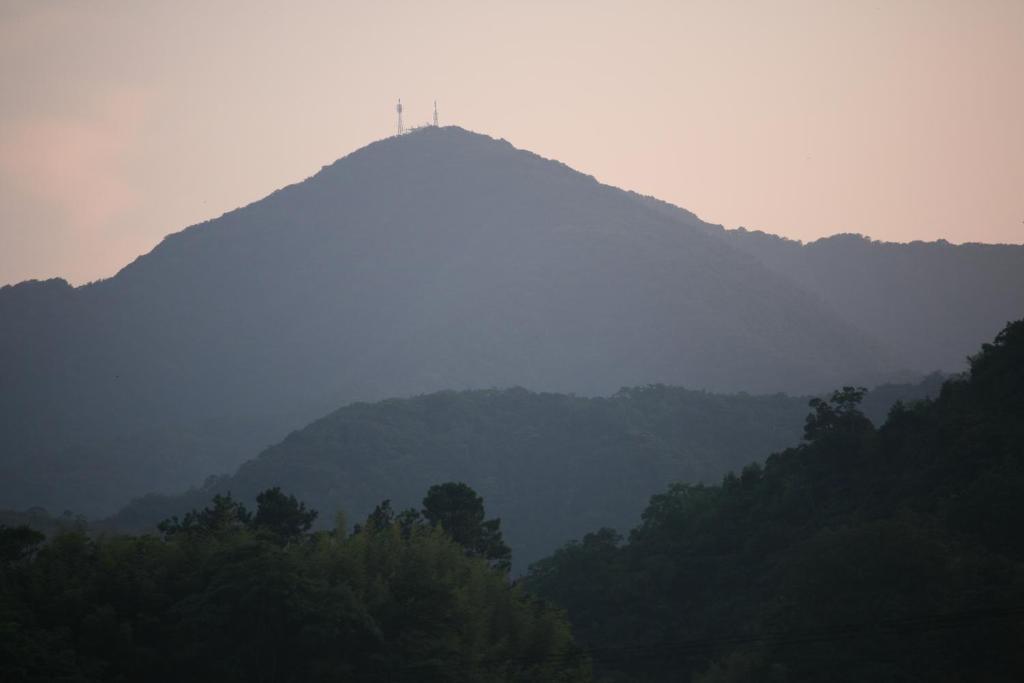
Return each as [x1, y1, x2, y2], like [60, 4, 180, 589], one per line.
[1, 0, 1022, 285]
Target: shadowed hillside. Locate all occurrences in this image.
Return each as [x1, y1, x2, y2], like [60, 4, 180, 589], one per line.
[663, 207, 1024, 373]
[719, 229, 1024, 372]
[108, 378, 942, 571]
[109, 386, 811, 570]
[1, 127, 908, 515]
[526, 320, 1024, 681]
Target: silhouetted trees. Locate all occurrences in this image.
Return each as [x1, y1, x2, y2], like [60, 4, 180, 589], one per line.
[527, 321, 1024, 681]
[113, 385, 834, 571]
[421, 482, 512, 571]
[1, 485, 585, 682]
[802, 385, 871, 441]
[253, 486, 318, 541]
[0, 525, 44, 566]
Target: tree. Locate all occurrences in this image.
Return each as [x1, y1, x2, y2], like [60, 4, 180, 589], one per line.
[0, 524, 45, 566]
[3, 488, 587, 682]
[253, 487, 318, 541]
[803, 386, 871, 442]
[362, 499, 395, 533]
[158, 492, 252, 537]
[422, 482, 512, 571]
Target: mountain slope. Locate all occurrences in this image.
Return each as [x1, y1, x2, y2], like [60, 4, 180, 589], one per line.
[698, 223, 1024, 372]
[109, 377, 942, 572]
[526, 320, 1024, 681]
[0, 127, 902, 515]
[110, 386, 813, 571]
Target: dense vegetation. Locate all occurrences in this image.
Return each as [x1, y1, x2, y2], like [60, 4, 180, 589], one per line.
[1, 484, 585, 682]
[526, 320, 1024, 681]
[110, 387, 811, 571]
[2, 323, 1016, 680]
[110, 382, 940, 573]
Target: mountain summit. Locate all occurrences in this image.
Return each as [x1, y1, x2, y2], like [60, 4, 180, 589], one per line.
[0, 127, 1014, 514]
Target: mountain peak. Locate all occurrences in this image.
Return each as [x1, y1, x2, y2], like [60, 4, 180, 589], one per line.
[5, 126, 1022, 517]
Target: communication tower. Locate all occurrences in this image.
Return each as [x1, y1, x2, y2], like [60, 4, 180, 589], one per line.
[433, 101, 439, 127]
[396, 98, 404, 136]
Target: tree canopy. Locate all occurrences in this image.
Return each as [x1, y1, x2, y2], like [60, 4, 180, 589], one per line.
[113, 381, 940, 572]
[527, 320, 1024, 681]
[0, 486, 586, 682]
[422, 482, 512, 571]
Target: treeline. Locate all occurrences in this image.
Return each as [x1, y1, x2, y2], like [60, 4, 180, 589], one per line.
[525, 320, 1024, 681]
[0, 484, 586, 682]
[3, 320, 1016, 681]
[112, 381, 939, 572]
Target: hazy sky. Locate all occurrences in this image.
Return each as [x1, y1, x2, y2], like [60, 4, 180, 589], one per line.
[1, 0, 1022, 285]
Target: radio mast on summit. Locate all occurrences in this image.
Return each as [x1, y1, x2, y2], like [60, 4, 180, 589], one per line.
[433, 100, 439, 127]
[395, 98, 404, 136]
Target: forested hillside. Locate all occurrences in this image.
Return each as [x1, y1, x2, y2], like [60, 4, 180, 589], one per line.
[109, 386, 810, 571]
[3, 328, 1012, 682]
[4, 126, 1019, 535]
[1, 127, 911, 517]
[527, 320, 1024, 681]
[109, 379, 940, 572]
[0, 484, 586, 682]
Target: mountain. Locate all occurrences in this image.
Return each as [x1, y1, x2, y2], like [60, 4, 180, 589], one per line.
[109, 386, 810, 571]
[1, 126, 1018, 517]
[694, 220, 1024, 373]
[108, 378, 943, 572]
[1, 126, 906, 516]
[525, 319, 1024, 681]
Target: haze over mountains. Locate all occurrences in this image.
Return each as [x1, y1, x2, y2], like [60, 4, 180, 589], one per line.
[1, 126, 1021, 516]
[705, 226, 1024, 373]
[107, 379, 942, 572]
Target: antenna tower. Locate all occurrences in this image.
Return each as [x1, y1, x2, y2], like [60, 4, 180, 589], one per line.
[433, 100, 439, 127]
[396, 98, 404, 136]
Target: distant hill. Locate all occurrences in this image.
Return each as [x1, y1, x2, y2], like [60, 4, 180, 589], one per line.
[654, 203, 1024, 373]
[108, 379, 941, 571]
[720, 230, 1024, 371]
[108, 386, 808, 570]
[1, 127, 1019, 516]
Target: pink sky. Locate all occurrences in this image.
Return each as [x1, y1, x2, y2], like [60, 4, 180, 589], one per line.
[1, 0, 1022, 285]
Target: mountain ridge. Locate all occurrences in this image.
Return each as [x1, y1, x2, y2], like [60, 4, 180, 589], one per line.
[105, 379, 941, 571]
[1, 126, 1017, 516]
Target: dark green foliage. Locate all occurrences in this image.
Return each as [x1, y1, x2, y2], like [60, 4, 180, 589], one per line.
[856, 372, 945, 425]
[802, 386, 871, 442]
[362, 499, 397, 533]
[110, 386, 824, 571]
[156, 488, 318, 546]
[358, 484, 511, 571]
[253, 486, 319, 541]
[0, 487, 587, 682]
[0, 525, 44, 566]
[110, 380, 942, 572]
[527, 320, 1024, 681]
[156, 492, 252, 537]
[422, 482, 512, 571]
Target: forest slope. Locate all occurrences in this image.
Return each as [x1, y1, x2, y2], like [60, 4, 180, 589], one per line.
[527, 320, 1024, 681]
[110, 380, 939, 571]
